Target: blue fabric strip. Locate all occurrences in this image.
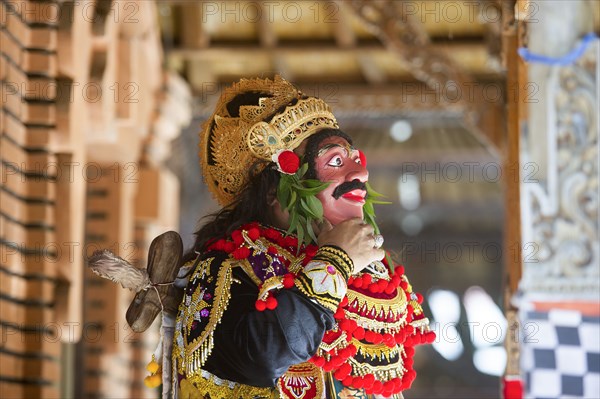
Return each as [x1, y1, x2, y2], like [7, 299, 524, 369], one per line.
[518, 33, 598, 66]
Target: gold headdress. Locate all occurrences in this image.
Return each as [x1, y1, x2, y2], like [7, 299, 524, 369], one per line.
[200, 75, 339, 206]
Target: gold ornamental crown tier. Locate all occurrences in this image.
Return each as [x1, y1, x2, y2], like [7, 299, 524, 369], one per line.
[200, 76, 339, 206]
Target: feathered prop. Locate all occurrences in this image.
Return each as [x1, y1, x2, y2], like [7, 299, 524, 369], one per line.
[87, 231, 184, 398]
[86, 231, 183, 333]
[87, 249, 151, 293]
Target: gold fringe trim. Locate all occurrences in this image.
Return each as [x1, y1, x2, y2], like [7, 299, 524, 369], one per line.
[347, 352, 407, 381]
[181, 372, 278, 399]
[353, 339, 401, 362]
[183, 259, 235, 376]
[344, 288, 408, 333]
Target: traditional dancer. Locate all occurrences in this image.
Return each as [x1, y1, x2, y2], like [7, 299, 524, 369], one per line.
[90, 76, 434, 399]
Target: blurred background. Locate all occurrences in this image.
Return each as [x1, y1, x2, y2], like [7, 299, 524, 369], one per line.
[1, 1, 598, 398]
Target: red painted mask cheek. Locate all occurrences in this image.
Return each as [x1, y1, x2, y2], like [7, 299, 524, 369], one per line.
[316, 189, 365, 225]
[358, 150, 367, 167]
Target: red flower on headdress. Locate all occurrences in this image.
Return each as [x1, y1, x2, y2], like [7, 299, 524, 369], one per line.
[272, 150, 300, 175]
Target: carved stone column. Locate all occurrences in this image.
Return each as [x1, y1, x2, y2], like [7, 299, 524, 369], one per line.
[519, 2, 599, 298]
[517, 1, 599, 398]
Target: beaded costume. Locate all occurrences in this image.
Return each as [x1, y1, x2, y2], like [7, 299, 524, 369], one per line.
[173, 224, 434, 398]
[84, 75, 435, 399]
[168, 76, 436, 398]
[88, 76, 434, 398]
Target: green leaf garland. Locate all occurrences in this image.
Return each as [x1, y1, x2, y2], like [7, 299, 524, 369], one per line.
[278, 161, 329, 249]
[363, 181, 391, 235]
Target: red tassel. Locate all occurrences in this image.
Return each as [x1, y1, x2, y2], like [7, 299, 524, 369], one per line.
[263, 229, 281, 241]
[322, 361, 335, 372]
[405, 370, 416, 384]
[255, 300, 266, 311]
[232, 230, 244, 246]
[334, 363, 352, 380]
[503, 377, 524, 399]
[337, 347, 350, 359]
[427, 331, 436, 343]
[353, 327, 365, 340]
[352, 376, 364, 389]
[342, 375, 354, 386]
[348, 320, 358, 333]
[373, 333, 383, 344]
[371, 381, 383, 394]
[312, 356, 325, 367]
[365, 331, 383, 344]
[394, 331, 405, 344]
[266, 296, 278, 310]
[416, 292, 423, 304]
[247, 227, 260, 241]
[305, 246, 318, 258]
[383, 380, 395, 393]
[339, 296, 348, 307]
[330, 356, 346, 368]
[384, 283, 396, 295]
[334, 308, 346, 320]
[282, 274, 295, 288]
[383, 333, 395, 347]
[348, 344, 357, 357]
[223, 241, 236, 253]
[363, 374, 375, 389]
[233, 247, 251, 259]
[282, 236, 298, 247]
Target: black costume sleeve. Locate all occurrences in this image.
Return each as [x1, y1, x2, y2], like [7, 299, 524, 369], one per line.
[202, 266, 329, 387]
[201, 246, 352, 387]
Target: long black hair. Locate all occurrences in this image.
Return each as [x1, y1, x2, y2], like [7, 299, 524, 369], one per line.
[183, 164, 281, 262]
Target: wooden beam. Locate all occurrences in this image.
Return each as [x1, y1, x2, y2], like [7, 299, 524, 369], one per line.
[357, 54, 387, 84]
[167, 42, 500, 82]
[168, 42, 490, 57]
[178, 3, 210, 48]
[272, 55, 294, 81]
[502, 0, 524, 297]
[332, 1, 356, 48]
[258, 2, 277, 47]
[192, 82, 468, 116]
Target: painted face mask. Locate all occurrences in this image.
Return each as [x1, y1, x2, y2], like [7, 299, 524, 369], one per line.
[313, 136, 369, 226]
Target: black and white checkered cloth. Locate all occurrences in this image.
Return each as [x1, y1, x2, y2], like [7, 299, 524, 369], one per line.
[521, 309, 600, 398]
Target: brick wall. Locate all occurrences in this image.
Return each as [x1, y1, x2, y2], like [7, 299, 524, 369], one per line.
[0, 1, 191, 398]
